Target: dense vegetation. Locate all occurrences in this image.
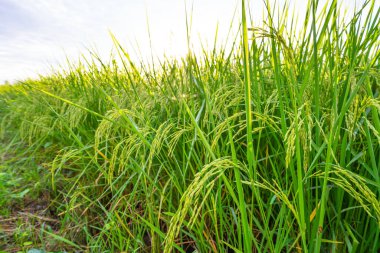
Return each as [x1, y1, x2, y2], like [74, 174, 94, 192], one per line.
[1, 0, 379, 252]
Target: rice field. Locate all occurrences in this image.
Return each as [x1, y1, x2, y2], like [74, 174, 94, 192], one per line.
[0, 0, 379, 252]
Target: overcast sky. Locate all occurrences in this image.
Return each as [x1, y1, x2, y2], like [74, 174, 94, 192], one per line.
[0, 0, 376, 84]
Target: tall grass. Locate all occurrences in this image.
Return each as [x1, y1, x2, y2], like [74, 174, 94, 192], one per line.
[0, 0, 379, 252]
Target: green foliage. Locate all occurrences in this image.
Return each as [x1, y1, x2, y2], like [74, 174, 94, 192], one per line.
[0, 0, 380, 252]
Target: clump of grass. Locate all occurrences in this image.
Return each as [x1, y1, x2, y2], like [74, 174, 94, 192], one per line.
[0, 0, 379, 252]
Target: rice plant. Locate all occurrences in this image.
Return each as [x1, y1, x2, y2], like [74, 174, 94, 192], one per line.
[0, 0, 379, 252]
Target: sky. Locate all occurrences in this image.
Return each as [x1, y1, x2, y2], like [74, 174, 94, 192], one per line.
[0, 0, 376, 84]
